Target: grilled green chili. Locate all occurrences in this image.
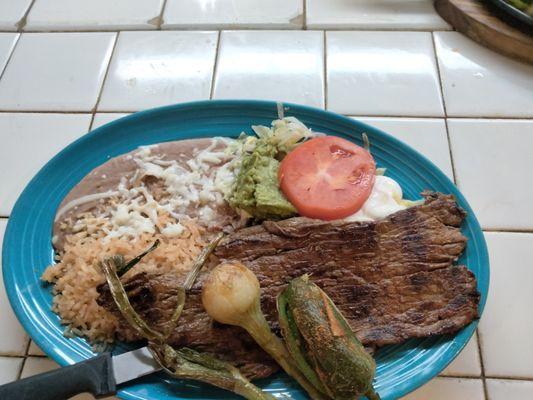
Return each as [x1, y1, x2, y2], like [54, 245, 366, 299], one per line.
[278, 274, 380, 400]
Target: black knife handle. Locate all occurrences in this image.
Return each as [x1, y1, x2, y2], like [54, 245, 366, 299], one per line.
[0, 353, 116, 400]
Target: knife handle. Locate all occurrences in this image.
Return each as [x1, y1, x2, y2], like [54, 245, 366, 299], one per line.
[0, 353, 116, 400]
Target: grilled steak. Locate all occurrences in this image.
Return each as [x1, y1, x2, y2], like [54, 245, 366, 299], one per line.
[98, 192, 479, 379]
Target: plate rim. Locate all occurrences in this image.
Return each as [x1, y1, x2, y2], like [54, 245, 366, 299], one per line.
[2, 99, 489, 400]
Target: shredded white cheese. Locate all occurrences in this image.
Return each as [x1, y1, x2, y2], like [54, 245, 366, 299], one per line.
[161, 222, 185, 238]
[106, 203, 156, 240]
[70, 138, 241, 241]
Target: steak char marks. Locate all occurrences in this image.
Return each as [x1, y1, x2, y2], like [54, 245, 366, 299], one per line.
[98, 192, 480, 379]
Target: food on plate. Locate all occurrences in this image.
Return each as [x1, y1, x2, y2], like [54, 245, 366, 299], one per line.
[279, 136, 376, 220]
[97, 192, 479, 379]
[202, 262, 327, 400]
[278, 275, 379, 400]
[98, 238, 274, 400]
[227, 135, 295, 220]
[151, 346, 274, 400]
[43, 115, 479, 395]
[227, 117, 315, 220]
[44, 137, 243, 343]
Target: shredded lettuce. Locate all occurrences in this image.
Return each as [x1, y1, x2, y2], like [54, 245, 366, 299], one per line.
[251, 117, 315, 155]
[225, 117, 315, 220]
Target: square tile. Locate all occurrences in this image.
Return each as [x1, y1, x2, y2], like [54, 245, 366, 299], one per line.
[0, 357, 23, 384]
[448, 119, 533, 230]
[354, 117, 453, 179]
[487, 379, 533, 399]
[0, 114, 91, 215]
[0, 33, 19, 74]
[213, 31, 324, 108]
[307, 0, 450, 30]
[21, 358, 118, 399]
[479, 233, 533, 378]
[98, 31, 217, 112]
[26, 0, 164, 31]
[441, 335, 482, 377]
[28, 341, 46, 357]
[327, 32, 444, 116]
[401, 377, 484, 399]
[163, 0, 303, 29]
[92, 113, 130, 130]
[20, 357, 58, 379]
[0, 220, 30, 355]
[434, 32, 533, 118]
[0, 33, 116, 111]
[0, 0, 32, 31]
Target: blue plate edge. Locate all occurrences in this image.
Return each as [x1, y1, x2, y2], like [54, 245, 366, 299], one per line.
[1, 99, 490, 400]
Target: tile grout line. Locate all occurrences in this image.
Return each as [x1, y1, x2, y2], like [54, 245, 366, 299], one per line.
[158, 0, 170, 30]
[303, 0, 308, 30]
[432, 372, 533, 384]
[443, 118, 458, 184]
[483, 228, 533, 233]
[87, 112, 97, 132]
[0, 110, 96, 114]
[15, 0, 37, 32]
[2, 28, 457, 34]
[209, 31, 222, 100]
[349, 115, 533, 121]
[432, 375, 533, 385]
[323, 31, 328, 110]
[0, 34, 21, 83]
[476, 329, 490, 399]
[15, 340, 32, 380]
[436, 375, 485, 381]
[483, 376, 533, 382]
[91, 32, 120, 114]
[438, 373, 484, 379]
[0, 353, 29, 359]
[0, 109, 529, 120]
[430, 32, 459, 186]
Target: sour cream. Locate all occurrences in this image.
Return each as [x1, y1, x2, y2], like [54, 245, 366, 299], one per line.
[345, 175, 407, 222]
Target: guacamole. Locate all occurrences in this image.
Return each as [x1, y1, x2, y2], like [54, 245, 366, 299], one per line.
[228, 140, 297, 220]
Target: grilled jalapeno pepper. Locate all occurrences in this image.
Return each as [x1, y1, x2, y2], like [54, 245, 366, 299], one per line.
[278, 275, 380, 400]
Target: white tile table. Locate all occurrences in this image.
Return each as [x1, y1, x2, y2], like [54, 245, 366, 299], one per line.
[327, 31, 444, 116]
[213, 30, 325, 107]
[98, 31, 218, 111]
[1, 1, 532, 399]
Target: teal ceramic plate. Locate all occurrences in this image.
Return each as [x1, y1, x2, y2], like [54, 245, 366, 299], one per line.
[2, 100, 489, 400]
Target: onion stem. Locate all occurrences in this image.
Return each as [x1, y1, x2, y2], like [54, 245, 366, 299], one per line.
[119, 239, 160, 276]
[164, 232, 224, 338]
[150, 346, 276, 400]
[202, 262, 328, 400]
[242, 302, 328, 400]
[183, 233, 224, 290]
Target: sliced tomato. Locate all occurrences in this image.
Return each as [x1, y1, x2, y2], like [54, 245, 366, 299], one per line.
[279, 135, 376, 220]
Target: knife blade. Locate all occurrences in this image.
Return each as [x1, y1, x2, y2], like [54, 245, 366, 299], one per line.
[0, 346, 161, 400]
[113, 346, 161, 385]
